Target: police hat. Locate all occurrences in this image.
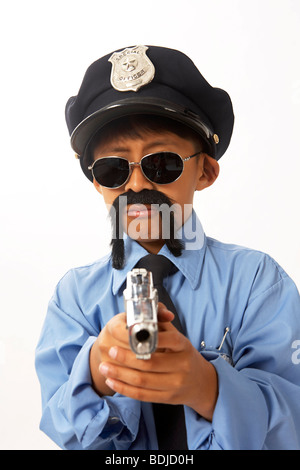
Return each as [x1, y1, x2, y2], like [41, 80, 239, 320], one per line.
[65, 45, 234, 182]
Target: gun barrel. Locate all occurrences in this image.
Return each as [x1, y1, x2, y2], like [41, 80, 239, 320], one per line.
[124, 268, 158, 359]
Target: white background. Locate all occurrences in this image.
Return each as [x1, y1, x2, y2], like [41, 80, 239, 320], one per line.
[0, 0, 299, 450]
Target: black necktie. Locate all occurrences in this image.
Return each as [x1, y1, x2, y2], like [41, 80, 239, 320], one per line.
[134, 254, 188, 450]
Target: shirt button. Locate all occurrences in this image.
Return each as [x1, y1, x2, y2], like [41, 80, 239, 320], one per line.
[108, 416, 120, 424]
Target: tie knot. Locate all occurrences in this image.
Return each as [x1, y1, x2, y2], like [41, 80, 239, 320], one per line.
[134, 254, 177, 286]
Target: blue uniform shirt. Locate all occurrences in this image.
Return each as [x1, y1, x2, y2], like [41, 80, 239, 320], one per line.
[35, 211, 300, 449]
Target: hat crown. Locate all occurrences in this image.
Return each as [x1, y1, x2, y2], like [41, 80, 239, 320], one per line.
[65, 45, 234, 181]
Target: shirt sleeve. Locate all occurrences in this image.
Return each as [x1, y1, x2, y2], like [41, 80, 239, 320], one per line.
[35, 271, 142, 450]
[193, 258, 300, 450]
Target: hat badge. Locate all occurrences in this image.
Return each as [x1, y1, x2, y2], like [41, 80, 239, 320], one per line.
[108, 45, 155, 92]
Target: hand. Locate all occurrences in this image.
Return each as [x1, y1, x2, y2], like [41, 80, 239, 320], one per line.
[89, 311, 128, 396]
[89, 303, 174, 397]
[98, 305, 218, 421]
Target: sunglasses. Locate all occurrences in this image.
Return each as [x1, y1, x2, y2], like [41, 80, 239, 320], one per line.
[88, 151, 202, 188]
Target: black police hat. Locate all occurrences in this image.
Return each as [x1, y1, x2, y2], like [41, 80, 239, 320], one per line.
[65, 45, 234, 182]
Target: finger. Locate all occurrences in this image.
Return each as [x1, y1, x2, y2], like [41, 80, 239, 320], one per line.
[107, 345, 171, 372]
[157, 329, 186, 351]
[106, 312, 128, 343]
[104, 376, 180, 404]
[157, 303, 175, 333]
[157, 309, 175, 323]
[99, 362, 175, 391]
[107, 343, 185, 373]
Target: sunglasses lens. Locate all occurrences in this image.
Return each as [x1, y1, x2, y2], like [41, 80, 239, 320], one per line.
[92, 158, 129, 188]
[142, 152, 183, 184]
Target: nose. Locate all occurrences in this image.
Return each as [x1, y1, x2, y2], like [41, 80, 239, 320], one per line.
[124, 162, 154, 193]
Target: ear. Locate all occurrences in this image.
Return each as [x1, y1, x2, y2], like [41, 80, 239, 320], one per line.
[93, 178, 103, 195]
[196, 154, 219, 191]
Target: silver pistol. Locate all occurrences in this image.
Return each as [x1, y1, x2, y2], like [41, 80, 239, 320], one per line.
[123, 268, 158, 360]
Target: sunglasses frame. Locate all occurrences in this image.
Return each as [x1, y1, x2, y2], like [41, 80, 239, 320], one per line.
[88, 151, 202, 188]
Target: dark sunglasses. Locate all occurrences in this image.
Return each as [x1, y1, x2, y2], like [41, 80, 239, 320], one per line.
[88, 151, 202, 188]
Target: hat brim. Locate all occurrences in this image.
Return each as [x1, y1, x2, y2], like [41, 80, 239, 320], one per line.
[70, 96, 217, 182]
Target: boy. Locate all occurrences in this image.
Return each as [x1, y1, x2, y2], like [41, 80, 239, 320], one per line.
[35, 45, 300, 450]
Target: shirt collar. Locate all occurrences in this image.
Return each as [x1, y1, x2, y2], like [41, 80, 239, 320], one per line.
[112, 209, 206, 295]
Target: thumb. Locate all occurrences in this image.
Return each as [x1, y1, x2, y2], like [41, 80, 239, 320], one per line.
[157, 302, 175, 323]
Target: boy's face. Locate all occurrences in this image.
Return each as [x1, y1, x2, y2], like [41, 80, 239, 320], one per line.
[92, 128, 219, 253]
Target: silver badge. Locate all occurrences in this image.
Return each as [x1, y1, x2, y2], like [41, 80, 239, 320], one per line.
[108, 45, 155, 92]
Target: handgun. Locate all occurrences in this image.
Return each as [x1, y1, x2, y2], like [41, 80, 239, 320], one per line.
[123, 268, 158, 360]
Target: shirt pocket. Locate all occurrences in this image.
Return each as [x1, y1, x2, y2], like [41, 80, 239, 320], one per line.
[200, 327, 234, 366]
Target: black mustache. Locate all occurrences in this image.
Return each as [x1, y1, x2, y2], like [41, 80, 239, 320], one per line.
[112, 189, 174, 208]
[108, 189, 184, 269]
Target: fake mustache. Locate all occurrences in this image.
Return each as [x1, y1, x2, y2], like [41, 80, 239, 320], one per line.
[108, 189, 183, 269]
[111, 188, 174, 209]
